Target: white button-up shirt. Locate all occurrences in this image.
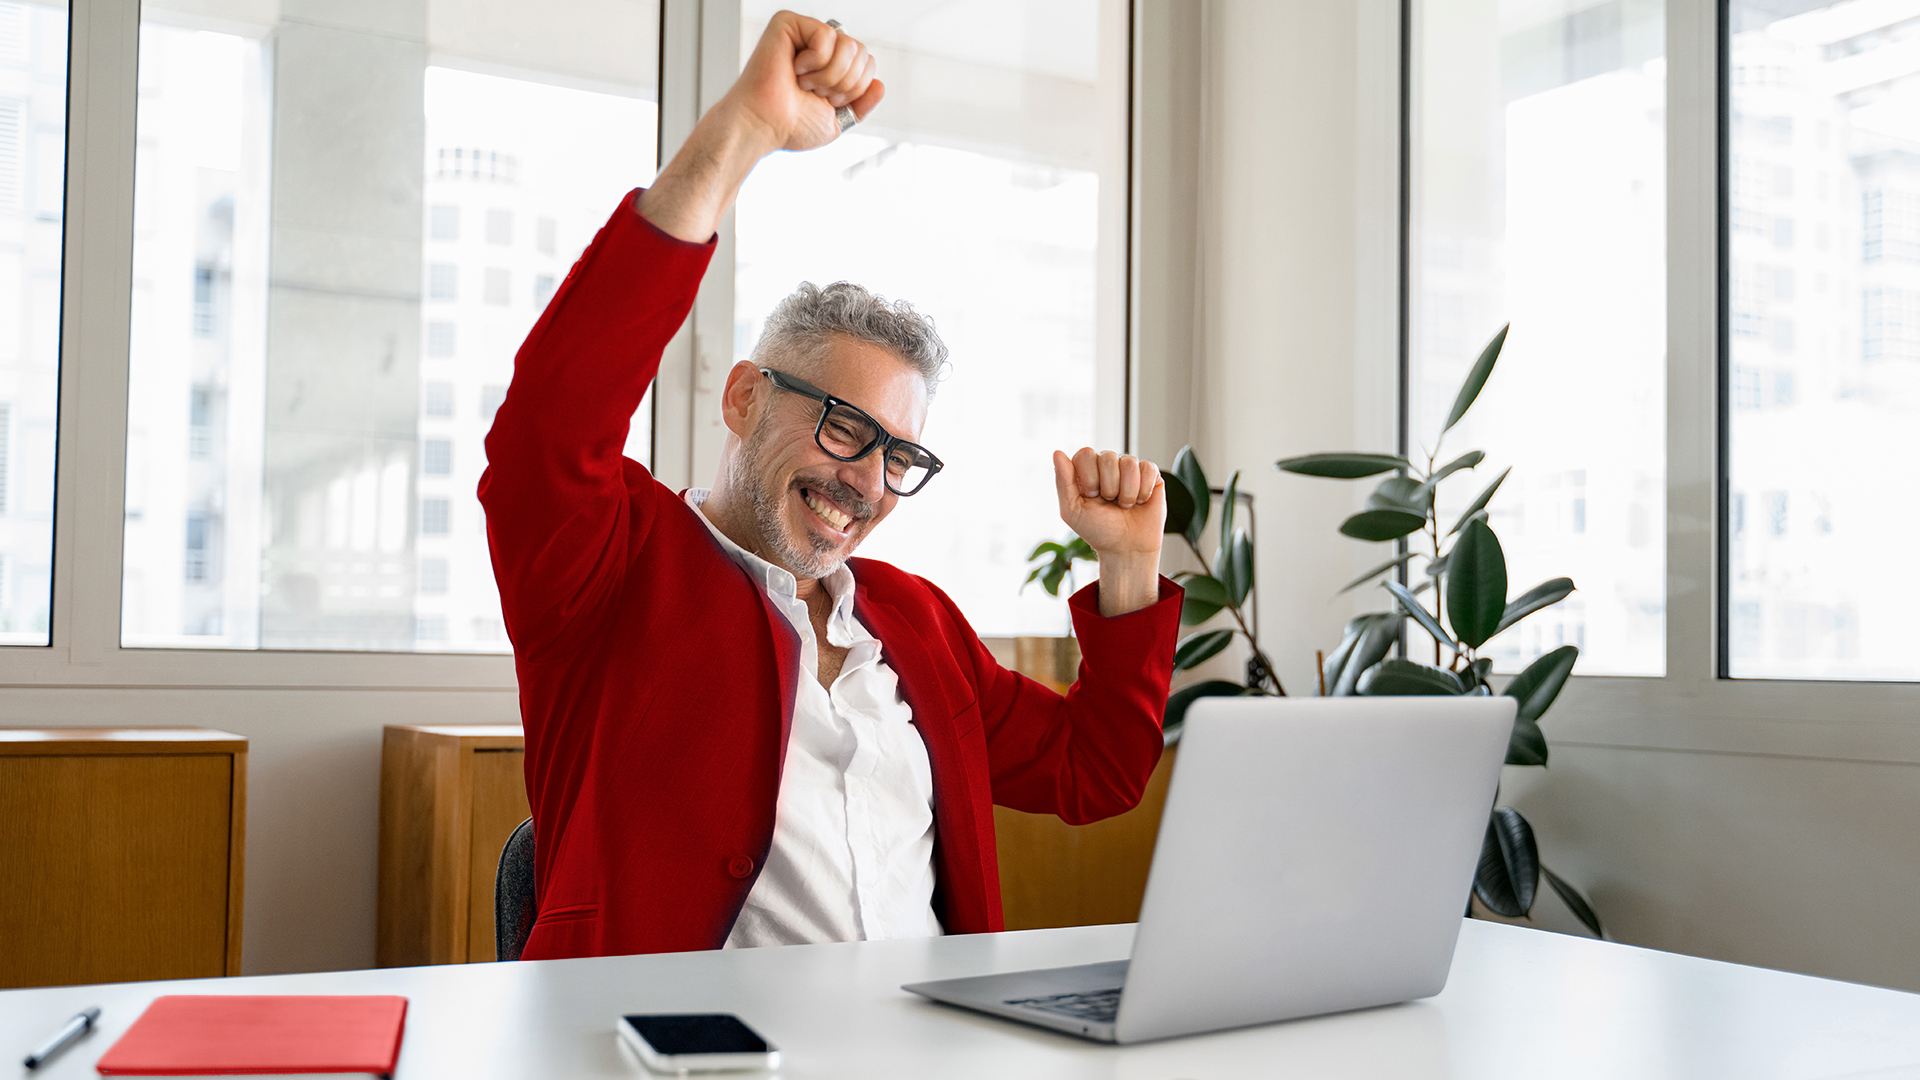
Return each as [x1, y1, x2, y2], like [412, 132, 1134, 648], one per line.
[686, 490, 944, 948]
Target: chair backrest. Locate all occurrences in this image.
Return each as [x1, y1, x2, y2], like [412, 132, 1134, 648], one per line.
[495, 816, 537, 962]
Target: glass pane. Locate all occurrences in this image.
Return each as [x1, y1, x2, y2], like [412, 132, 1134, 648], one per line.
[0, 1, 67, 646]
[1727, 1, 1920, 679]
[732, 1, 1129, 636]
[123, 1, 658, 650]
[1410, 0, 1666, 675]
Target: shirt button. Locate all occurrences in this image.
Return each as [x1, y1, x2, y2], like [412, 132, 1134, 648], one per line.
[727, 855, 755, 879]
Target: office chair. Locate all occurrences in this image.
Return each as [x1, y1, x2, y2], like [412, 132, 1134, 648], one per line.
[495, 816, 537, 962]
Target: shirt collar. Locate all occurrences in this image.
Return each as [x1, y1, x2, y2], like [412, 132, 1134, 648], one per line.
[685, 488, 861, 628]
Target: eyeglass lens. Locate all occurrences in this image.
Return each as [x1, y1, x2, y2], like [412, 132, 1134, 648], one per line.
[818, 402, 935, 495]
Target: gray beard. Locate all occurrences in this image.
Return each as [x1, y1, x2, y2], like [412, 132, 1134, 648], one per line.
[743, 423, 850, 581]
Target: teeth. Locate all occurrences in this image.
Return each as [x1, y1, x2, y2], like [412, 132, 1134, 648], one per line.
[805, 491, 852, 530]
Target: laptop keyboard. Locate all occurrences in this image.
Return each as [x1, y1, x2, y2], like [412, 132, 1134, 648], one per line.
[1004, 987, 1123, 1024]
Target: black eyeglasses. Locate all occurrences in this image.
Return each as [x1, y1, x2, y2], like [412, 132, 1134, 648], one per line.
[760, 367, 944, 496]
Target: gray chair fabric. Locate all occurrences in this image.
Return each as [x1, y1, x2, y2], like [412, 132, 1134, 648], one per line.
[495, 816, 537, 962]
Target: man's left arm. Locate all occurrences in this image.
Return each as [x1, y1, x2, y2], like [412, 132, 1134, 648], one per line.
[973, 450, 1184, 824]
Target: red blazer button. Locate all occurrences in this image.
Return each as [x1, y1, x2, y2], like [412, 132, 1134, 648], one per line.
[727, 855, 755, 879]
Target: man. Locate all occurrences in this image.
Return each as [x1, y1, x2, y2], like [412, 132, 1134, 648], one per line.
[479, 11, 1181, 961]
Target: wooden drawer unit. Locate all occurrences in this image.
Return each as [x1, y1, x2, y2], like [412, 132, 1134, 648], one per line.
[377, 724, 529, 966]
[0, 728, 247, 989]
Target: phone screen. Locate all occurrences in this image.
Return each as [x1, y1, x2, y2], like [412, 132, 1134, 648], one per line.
[624, 1014, 770, 1056]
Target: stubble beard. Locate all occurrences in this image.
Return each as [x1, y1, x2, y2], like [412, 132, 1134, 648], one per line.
[742, 422, 868, 581]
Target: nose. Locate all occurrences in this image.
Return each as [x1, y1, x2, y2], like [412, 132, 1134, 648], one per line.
[837, 447, 887, 501]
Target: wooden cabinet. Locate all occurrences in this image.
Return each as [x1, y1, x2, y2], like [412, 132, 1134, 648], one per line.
[0, 728, 247, 989]
[994, 638, 1176, 931]
[377, 725, 529, 967]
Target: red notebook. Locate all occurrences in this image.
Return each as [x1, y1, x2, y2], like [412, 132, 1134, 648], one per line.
[94, 995, 408, 1078]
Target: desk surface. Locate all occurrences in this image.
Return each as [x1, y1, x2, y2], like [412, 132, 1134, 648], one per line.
[5, 921, 1918, 1079]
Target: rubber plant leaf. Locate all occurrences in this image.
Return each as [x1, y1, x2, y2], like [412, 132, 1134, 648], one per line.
[1494, 577, 1576, 635]
[1444, 323, 1509, 434]
[1383, 579, 1459, 653]
[1448, 467, 1512, 536]
[1504, 644, 1579, 724]
[1506, 716, 1548, 767]
[1355, 658, 1466, 695]
[1418, 450, 1486, 500]
[1541, 864, 1605, 939]
[1173, 629, 1235, 671]
[1172, 447, 1210, 546]
[1447, 519, 1508, 650]
[1330, 613, 1402, 696]
[1181, 574, 1231, 626]
[1221, 528, 1255, 607]
[1335, 552, 1418, 596]
[1162, 473, 1196, 537]
[1275, 452, 1411, 478]
[1474, 806, 1539, 918]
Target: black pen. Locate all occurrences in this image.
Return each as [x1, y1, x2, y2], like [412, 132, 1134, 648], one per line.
[22, 1006, 100, 1070]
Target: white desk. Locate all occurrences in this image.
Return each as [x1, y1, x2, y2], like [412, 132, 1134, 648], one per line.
[5, 921, 1919, 1079]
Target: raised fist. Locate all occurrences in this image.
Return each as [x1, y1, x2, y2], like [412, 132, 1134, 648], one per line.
[729, 11, 886, 153]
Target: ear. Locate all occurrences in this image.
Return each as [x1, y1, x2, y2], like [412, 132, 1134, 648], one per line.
[720, 361, 765, 438]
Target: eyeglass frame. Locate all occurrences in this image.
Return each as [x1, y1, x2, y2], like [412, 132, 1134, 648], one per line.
[758, 366, 945, 496]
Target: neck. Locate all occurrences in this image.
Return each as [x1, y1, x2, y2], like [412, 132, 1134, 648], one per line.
[701, 482, 827, 605]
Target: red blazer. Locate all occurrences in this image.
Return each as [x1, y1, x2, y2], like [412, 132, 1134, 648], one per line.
[478, 190, 1182, 960]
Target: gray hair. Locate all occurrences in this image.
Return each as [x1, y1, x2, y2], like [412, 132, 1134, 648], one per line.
[749, 281, 948, 397]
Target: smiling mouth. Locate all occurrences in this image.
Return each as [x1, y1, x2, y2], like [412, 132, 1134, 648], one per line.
[801, 487, 854, 531]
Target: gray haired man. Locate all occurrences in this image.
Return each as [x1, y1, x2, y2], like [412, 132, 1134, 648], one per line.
[481, 10, 1185, 956]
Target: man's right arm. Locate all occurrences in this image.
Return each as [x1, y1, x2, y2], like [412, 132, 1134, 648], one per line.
[478, 12, 883, 655]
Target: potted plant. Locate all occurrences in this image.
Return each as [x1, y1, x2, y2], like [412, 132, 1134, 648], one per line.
[1160, 324, 1603, 938]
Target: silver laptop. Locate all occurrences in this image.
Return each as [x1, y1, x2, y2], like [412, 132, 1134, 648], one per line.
[903, 695, 1514, 1044]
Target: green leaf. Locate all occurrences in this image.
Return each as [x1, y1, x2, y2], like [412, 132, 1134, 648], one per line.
[1065, 536, 1097, 562]
[1465, 657, 1494, 689]
[1494, 577, 1576, 635]
[1181, 574, 1231, 625]
[1474, 806, 1539, 918]
[1041, 561, 1067, 597]
[1335, 552, 1418, 596]
[1448, 467, 1511, 536]
[1506, 716, 1548, 766]
[1447, 519, 1508, 650]
[1505, 644, 1579, 723]
[1356, 658, 1466, 695]
[1219, 528, 1254, 607]
[1172, 447, 1210, 546]
[1163, 679, 1246, 737]
[1368, 475, 1430, 516]
[1173, 629, 1236, 671]
[1027, 540, 1065, 561]
[1383, 579, 1459, 653]
[1219, 471, 1241, 547]
[1275, 452, 1411, 478]
[1419, 450, 1485, 499]
[1163, 473, 1197, 537]
[1444, 323, 1509, 434]
[1541, 864, 1604, 938]
[1426, 553, 1449, 577]
[1328, 613, 1402, 696]
[1340, 509, 1427, 542]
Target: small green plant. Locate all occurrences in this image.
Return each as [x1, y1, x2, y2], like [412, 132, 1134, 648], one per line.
[1022, 535, 1097, 599]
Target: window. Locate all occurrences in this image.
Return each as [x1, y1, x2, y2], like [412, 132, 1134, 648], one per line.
[1728, 1, 1920, 679]
[732, 0, 1130, 635]
[480, 385, 507, 421]
[423, 381, 454, 418]
[420, 498, 451, 536]
[1409, 0, 1667, 675]
[534, 273, 556, 310]
[0, 3, 61, 644]
[426, 321, 457, 358]
[428, 263, 459, 301]
[122, 0, 661, 652]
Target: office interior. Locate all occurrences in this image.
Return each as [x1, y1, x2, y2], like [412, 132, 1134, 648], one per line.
[1, 0, 1915, 1007]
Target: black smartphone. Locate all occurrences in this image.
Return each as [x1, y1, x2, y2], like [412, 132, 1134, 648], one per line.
[616, 1013, 780, 1073]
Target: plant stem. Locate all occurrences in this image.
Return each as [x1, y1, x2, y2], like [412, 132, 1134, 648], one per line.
[1183, 533, 1285, 695]
[1428, 448, 1443, 668]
